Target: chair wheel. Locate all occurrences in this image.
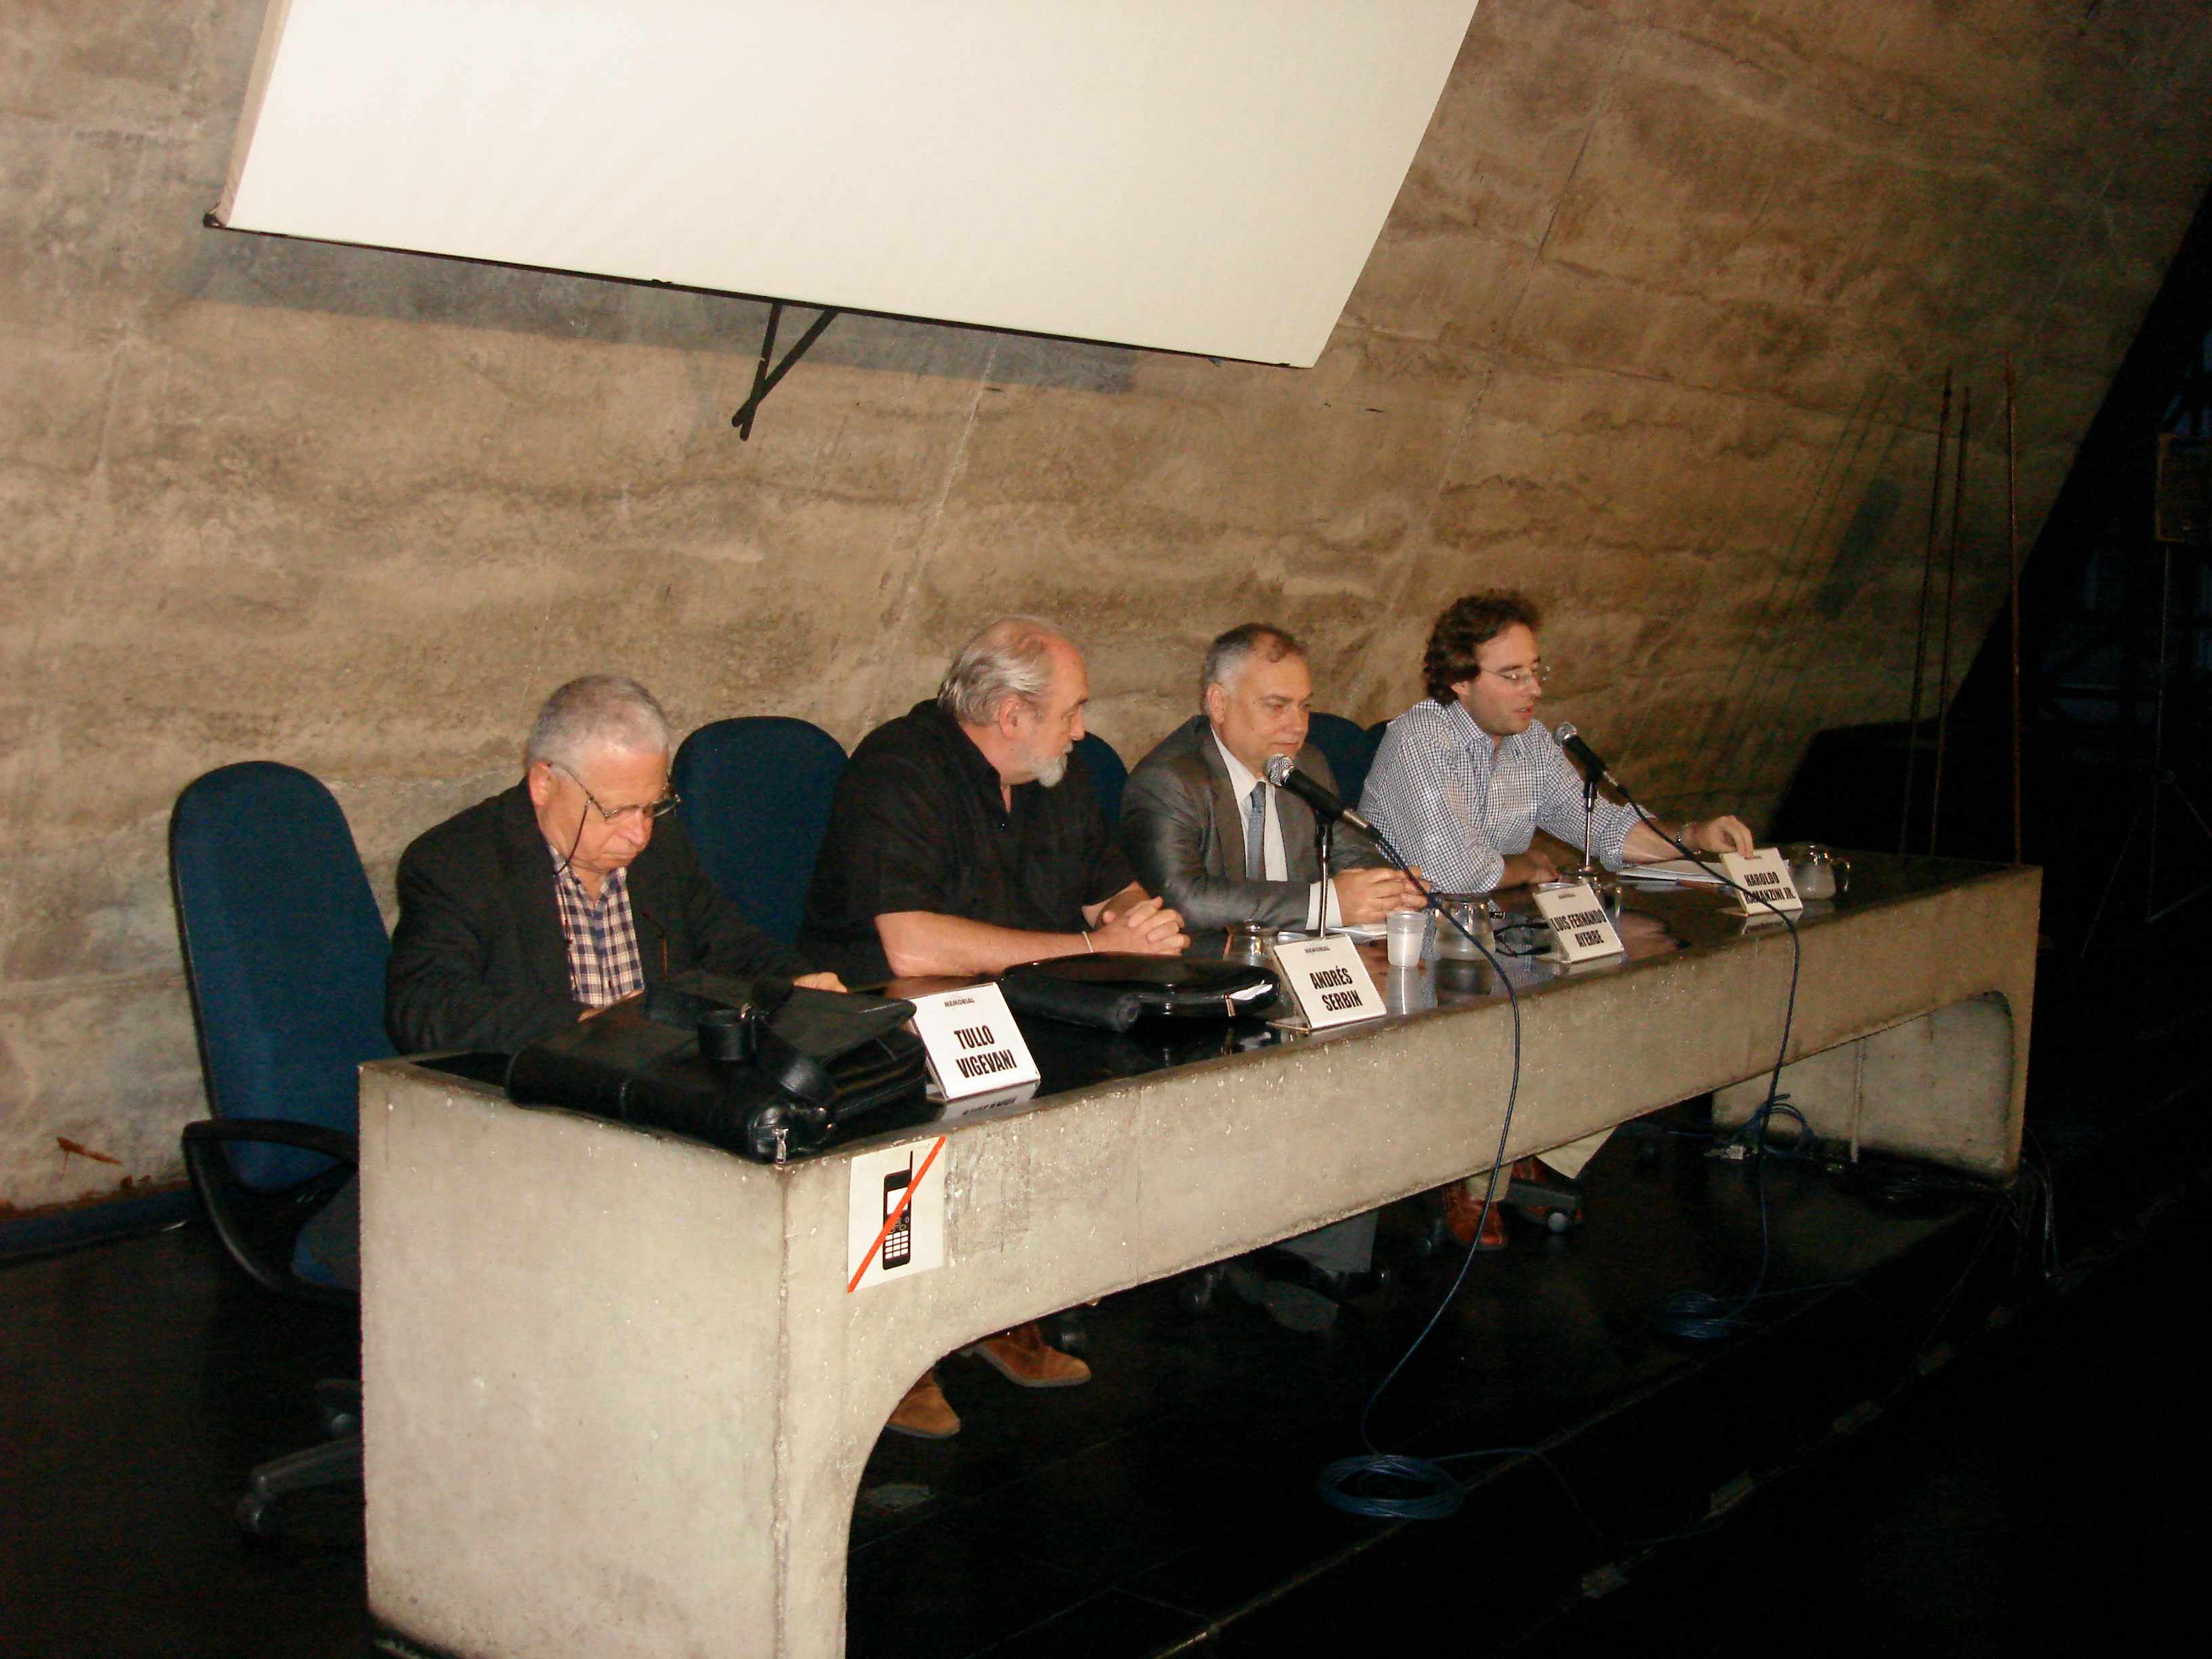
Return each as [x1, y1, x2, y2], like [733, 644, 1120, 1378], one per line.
[313, 1379, 363, 1440]
[236, 1492, 278, 1538]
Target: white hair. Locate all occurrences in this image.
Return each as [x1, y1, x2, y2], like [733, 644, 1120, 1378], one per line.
[937, 617, 1067, 726]
[524, 676, 672, 771]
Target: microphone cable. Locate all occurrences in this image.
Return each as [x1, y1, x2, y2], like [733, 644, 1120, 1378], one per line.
[560, 792, 675, 985]
[1315, 824, 1528, 1521]
[1614, 797, 1805, 1340]
[1310, 751, 1799, 1518]
[1319, 806, 2047, 1538]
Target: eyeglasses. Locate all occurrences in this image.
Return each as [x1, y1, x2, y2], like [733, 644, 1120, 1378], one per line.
[1482, 662, 1551, 689]
[554, 762, 681, 825]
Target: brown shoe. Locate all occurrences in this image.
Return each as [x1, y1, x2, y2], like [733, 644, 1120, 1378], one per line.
[886, 1370, 960, 1439]
[966, 1322, 1092, 1389]
[1443, 1179, 1509, 1250]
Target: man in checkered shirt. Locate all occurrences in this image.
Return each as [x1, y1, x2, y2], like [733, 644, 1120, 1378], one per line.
[388, 676, 845, 1054]
[1361, 590, 1752, 1245]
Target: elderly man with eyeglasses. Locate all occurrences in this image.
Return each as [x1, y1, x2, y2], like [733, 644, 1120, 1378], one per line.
[1361, 590, 1752, 1247]
[386, 675, 844, 1055]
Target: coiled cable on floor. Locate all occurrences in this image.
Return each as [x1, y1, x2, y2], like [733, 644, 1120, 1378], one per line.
[1315, 836, 1523, 1523]
[1315, 1451, 1471, 1521]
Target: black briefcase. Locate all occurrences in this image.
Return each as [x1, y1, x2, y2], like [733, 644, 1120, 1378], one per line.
[997, 952, 1279, 1033]
[506, 970, 928, 1162]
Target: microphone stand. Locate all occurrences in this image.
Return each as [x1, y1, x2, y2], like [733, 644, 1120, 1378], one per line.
[1313, 816, 1334, 938]
[1577, 770, 1600, 880]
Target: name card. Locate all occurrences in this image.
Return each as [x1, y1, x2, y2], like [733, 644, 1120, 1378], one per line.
[1719, 848, 1804, 916]
[1271, 933, 1389, 1029]
[907, 983, 1040, 1101]
[1532, 879, 1625, 963]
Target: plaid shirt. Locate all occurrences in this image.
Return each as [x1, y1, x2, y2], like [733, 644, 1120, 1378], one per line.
[550, 853, 647, 1008]
[1359, 699, 1641, 894]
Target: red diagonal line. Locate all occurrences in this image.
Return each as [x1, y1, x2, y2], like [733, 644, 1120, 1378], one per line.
[847, 1135, 947, 1294]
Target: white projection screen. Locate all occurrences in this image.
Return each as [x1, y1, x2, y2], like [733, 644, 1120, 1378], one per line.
[216, 1, 1479, 367]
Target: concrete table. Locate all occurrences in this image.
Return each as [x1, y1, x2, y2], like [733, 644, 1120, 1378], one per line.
[359, 857, 2037, 1658]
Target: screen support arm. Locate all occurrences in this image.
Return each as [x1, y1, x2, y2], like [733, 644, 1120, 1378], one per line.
[733, 300, 842, 439]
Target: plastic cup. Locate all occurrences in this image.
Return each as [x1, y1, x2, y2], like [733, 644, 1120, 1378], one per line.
[1385, 909, 1426, 968]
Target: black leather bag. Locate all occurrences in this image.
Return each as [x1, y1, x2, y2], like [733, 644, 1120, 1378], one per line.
[997, 952, 1280, 1033]
[506, 970, 928, 1162]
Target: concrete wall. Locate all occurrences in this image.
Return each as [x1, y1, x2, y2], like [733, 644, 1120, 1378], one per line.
[5, 0, 2209, 1214]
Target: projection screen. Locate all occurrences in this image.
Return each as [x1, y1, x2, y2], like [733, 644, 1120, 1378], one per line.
[215, 1, 1479, 367]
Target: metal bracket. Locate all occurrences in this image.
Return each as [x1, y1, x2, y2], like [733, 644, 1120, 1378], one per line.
[732, 300, 840, 440]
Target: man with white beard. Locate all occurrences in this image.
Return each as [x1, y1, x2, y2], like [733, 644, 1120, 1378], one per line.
[800, 617, 1186, 1437]
[802, 616, 1185, 983]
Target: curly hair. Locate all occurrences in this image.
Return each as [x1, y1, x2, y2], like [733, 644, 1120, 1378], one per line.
[1422, 591, 1543, 705]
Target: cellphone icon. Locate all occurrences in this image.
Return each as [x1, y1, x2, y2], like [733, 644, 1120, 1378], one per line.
[881, 1155, 914, 1270]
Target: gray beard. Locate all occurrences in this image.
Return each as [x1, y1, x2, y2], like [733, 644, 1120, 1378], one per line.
[1031, 750, 1067, 789]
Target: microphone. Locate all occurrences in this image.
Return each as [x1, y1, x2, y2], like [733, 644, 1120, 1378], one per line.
[632, 895, 674, 981]
[1554, 723, 1622, 790]
[1263, 752, 1379, 837]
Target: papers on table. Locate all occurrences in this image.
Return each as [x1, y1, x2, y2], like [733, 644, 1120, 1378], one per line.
[1617, 858, 1732, 887]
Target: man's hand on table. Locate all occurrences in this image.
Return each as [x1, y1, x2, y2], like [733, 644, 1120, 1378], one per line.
[1498, 850, 1560, 890]
[1332, 867, 1426, 925]
[1682, 815, 1755, 857]
[1089, 893, 1189, 956]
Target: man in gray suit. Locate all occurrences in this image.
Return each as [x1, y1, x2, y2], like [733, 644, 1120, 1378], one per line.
[1120, 623, 1421, 1328]
[1120, 623, 1420, 937]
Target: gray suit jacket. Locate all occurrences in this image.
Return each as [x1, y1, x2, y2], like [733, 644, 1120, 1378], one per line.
[1118, 716, 1384, 933]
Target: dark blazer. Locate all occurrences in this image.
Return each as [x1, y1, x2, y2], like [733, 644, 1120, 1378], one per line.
[386, 783, 809, 1054]
[1118, 716, 1384, 933]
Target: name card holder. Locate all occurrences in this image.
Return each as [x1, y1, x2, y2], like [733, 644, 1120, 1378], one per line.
[1718, 848, 1804, 916]
[1532, 879, 1626, 964]
[1270, 934, 1389, 1030]
[1734, 907, 1793, 932]
[907, 984, 1041, 1101]
[937, 1079, 1042, 1117]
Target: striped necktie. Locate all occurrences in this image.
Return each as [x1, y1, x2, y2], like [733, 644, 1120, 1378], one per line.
[1245, 782, 1267, 880]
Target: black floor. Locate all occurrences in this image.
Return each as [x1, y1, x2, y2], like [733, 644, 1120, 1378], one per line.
[6, 926, 2209, 1658]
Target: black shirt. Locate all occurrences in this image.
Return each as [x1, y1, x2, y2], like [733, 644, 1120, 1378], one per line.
[800, 701, 1136, 985]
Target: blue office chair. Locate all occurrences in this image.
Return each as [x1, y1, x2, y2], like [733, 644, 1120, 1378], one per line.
[1074, 732, 1127, 827]
[171, 761, 391, 1531]
[1307, 713, 1382, 811]
[672, 716, 846, 946]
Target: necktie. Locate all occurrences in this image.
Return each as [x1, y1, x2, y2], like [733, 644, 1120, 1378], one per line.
[1246, 782, 1267, 880]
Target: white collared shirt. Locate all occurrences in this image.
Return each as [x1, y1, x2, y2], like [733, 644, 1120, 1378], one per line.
[1210, 731, 1340, 930]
